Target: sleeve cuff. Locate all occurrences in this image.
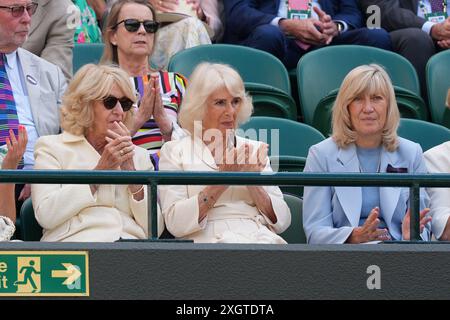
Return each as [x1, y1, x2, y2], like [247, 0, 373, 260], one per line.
[422, 21, 435, 35]
[271, 17, 283, 27]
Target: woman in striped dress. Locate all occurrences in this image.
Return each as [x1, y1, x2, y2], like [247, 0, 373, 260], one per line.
[101, 0, 187, 168]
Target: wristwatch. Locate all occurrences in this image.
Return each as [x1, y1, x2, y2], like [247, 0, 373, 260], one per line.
[335, 21, 344, 34]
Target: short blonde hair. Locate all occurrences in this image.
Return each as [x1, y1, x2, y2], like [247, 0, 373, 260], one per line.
[332, 64, 400, 152]
[61, 64, 137, 136]
[178, 63, 253, 135]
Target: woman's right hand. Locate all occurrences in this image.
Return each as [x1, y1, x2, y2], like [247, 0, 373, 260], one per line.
[149, 0, 179, 12]
[94, 131, 134, 171]
[132, 73, 160, 135]
[1, 126, 28, 170]
[346, 207, 392, 243]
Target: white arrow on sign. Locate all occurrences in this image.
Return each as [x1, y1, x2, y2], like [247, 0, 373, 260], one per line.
[51, 263, 81, 285]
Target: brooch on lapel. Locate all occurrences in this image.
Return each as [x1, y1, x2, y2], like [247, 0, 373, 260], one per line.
[386, 164, 408, 173]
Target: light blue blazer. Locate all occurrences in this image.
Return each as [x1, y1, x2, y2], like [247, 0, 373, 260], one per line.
[303, 137, 430, 244]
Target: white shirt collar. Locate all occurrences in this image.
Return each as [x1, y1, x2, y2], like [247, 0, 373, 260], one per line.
[4, 50, 18, 70]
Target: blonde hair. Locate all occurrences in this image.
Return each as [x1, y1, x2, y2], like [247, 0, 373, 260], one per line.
[60, 64, 137, 136]
[178, 63, 253, 135]
[101, 0, 157, 65]
[332, 64, 400, 152]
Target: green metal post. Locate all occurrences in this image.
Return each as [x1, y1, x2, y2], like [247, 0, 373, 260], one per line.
[151, 182, 158, 240]
[409, 184, 421, 241]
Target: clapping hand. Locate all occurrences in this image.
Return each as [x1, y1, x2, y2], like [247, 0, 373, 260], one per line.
[2, 126, 27, 170]
[218, 143, 268, 173]
[402, 208, 431, 240]
[95, 121, 135, 170]
[347, 207, 392, 243]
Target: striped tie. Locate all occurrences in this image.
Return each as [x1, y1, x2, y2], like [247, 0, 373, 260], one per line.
[430, 0, 443, 12]
[0, 53, 19, 145]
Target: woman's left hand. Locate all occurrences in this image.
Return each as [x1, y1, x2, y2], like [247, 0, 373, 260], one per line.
[402, 208, 432, 240]
[151, 75, 172, 139]
[218, 143, 268, 173]
[2, 126, 28, 170]
[106, 121, 135, 171]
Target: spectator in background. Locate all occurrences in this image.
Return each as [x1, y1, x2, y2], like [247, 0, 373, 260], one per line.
[32, 64, 163, 242]
[159, 63, 291, 243]
[23, 0, 75, 79]
[72, 0, 103, 43]
[96, 0, 216, 69]
[303, 64, 431, 244]
[223, 0, 392, 70]
[101, 0, 187, 168]
[0, 0, 67, 216]
[424, 90, 450, 241]
[359, 0, 450, 100]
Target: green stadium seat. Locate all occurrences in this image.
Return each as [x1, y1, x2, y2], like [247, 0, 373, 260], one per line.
[297, 45, 423, 127]
[280, 193, 306, 244]
[239, 117, 325, 196]
[168, 44, 297, 120]
[20, 198, 42, 241]
[313, 86, 428, 136]
[398, 118, 450, 151]
[73, 43, 105, 74]
[426, 50, 450, 127]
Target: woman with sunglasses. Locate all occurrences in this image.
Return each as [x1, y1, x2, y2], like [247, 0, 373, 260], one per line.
[31, 64, 164, 242]
[101, 0, 188, 169]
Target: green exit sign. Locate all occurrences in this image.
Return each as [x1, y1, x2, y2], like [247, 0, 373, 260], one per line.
[0, 251, 89, 296]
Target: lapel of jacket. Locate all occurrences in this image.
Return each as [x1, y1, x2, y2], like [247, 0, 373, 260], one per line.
[379, 145, 407, 226]
[192, 135, 218, 171]
[401, 0, 419, 12]
[331, 143, 362, 227]
[28, 0, 50, 37]
[18, 48, 42, 136]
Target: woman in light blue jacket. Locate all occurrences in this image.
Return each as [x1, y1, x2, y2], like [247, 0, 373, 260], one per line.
[303, 64, 431, 244]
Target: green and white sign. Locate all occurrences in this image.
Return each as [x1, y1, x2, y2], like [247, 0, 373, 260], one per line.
[0, 251, 89, 296]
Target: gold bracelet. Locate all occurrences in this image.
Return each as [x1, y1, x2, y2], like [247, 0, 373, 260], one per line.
[130, 185, 144, 195]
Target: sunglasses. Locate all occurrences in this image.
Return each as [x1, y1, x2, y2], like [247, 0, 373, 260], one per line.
[102, 96, 134, 112]
[114, 19, 159, 33]
[0, 2, 38, 18]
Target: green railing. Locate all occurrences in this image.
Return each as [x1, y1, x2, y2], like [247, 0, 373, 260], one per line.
[2, 170, 450, 241]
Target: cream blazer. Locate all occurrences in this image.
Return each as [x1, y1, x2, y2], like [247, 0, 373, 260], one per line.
[424, 141, 450, 239]
[32, 132, 163, 242]
[158, 135, 291, 243]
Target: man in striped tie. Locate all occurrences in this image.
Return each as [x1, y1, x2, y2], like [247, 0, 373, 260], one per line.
[0, 0, 67, 222]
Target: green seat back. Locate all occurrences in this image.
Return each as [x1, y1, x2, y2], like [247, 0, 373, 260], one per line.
[239, 116, 324, 197]
[297, 45, 421, 126]
[398, 118, 450, 151]
[426, 50, 450, 127]
[168, 44, 291, 94]
[314, 86, 428, 136]
[73, 43, 105, 74]
[280, 194, 306, 244]
[238, 116, 325, 158]
[20, 198, 42, 241]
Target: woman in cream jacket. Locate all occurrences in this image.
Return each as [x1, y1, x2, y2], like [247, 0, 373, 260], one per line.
[159, 63, 291, 243]
[32, 64, 163, 242]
